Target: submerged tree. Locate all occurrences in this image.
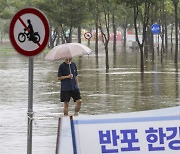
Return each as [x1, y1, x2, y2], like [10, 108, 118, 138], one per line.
[129, 0, 152, 72]
[88, 0, 100, 56]
[98, 0, 112, 69]
[172, 0, 179, 64]
[37, 0, 89, 46]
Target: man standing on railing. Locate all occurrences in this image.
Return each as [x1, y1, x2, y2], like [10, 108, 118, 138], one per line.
[58, 58, 82, 116]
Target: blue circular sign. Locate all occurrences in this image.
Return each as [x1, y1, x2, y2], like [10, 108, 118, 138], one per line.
[151, 24, 161, 34]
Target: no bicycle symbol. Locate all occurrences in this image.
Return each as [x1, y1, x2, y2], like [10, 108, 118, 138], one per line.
[9, 8, 50, 56]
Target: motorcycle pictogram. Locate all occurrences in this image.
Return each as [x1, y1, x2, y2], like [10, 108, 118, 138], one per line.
[18, 19, 41, 43]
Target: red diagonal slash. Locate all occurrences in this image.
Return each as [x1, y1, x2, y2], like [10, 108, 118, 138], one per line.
[18, 17, 41, 46]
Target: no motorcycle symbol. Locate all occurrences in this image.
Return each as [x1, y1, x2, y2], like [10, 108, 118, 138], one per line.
[18, 19, 41, 44]
[9, 8, 50, 56]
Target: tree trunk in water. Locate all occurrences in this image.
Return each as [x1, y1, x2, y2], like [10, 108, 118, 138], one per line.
[105, 43, 109, 69]
[134, 1, 150, 72]
[60, 30, 65, 44]
[95, 17, 98, 56]
[49, 26, 53, 48]
[56, 29, 60, 46]
[123, 26, 127, 48]
[139, 45, 144, 72]
[144, 38, 148, 60]
[160, 33, 165, 61]
[161, 0, 167, 54]
[170, 24, 174, 53]
[164, 15, 168, 53]
[150, 33, 154, 61]
[144, 26, 151, 59]
[70, 31, 72, 43]
[0, 36, 2, 43]
[174, 0, 179, 63]
[173, 0, 179, 63]
[95, 0, 99, 56]
[112, 14, 116, 53]
[78, 26, 81, 43]
[67, 27, 72, 43]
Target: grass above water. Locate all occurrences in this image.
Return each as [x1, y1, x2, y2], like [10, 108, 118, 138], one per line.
[0, 43, 15, 54]
[0, 43, 50, 55]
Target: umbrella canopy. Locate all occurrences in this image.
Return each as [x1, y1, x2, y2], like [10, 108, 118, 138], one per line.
[45, 43, 92, 61]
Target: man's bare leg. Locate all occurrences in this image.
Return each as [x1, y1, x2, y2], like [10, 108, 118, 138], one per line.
[64, 102, 69, 116]
[74, 99, 82, 116]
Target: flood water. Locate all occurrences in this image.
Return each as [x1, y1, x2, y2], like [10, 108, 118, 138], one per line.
[0, 42, 180, 153]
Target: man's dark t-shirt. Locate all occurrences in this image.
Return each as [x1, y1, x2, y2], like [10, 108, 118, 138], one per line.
[58, 62, 79, 91]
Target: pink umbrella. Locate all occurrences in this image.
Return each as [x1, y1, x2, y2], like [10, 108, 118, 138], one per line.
[45, 43, 92, 61]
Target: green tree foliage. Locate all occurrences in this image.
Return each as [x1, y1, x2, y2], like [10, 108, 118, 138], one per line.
[0, 0, 14, 19]
[0, 0, 178, 61]
[36, 0, 89, 43]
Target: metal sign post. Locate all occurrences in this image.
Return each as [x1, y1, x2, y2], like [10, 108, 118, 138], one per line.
[27, 57, 34, 154]
[151, 23, 161, 70]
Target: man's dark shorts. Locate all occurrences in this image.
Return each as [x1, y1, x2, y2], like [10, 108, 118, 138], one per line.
[60, 90, 81, 102]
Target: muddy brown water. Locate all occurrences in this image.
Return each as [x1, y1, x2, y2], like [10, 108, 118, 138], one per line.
[0, 45, 179, 153]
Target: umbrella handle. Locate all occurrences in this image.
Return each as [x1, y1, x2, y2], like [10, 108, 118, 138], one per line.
[68, 61, 73, 79]
[68, 59, 72, 74]
[69, 63, 72, 74]
[68, 59, 73, 79]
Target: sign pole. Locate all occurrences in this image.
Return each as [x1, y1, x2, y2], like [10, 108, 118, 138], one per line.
[27, 56, 34, 154]
[9, 8, 50, 154]
[151, 23, 161, 71]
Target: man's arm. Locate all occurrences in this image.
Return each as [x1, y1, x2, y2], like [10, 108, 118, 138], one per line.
[58, 74, 73, 81]
[58, 63, 73, 81]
